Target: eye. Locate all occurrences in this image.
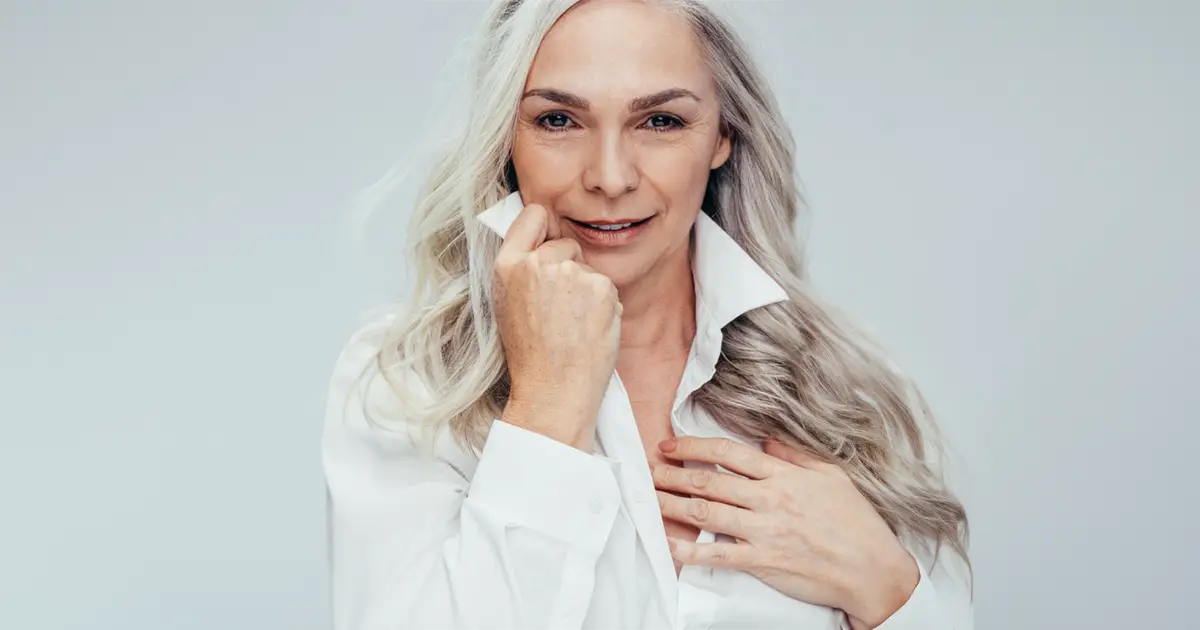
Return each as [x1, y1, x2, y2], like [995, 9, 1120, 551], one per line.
[643, 113, 685, 132]
[535, 112, 575, 132]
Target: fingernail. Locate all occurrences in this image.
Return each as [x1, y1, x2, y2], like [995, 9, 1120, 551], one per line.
[658, 438, 677, 452]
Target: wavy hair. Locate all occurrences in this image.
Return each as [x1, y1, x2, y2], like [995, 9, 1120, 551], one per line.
[360, 0, 970, 573]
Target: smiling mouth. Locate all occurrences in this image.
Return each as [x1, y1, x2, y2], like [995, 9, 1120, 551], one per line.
[566, 216, 653, 231]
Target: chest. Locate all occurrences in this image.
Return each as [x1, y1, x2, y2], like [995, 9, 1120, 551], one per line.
[585, 383, 845, 630]
[618, 353, 689, 472]
[618, 357, 703, 574]
[572, 356, 846, 628]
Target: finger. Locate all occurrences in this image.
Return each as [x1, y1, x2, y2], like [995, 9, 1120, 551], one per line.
[656, 491, 758, 540]
[667, 538, 755, 571]
[659, 436, 782, 480]
[651, 464, 765, 511]
[498, 203, 553, 256]
[533, 237, 584, 264]
[543, 206, 563, 240]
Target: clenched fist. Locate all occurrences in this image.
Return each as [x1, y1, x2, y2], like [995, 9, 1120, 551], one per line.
[492, 203, 622, 451]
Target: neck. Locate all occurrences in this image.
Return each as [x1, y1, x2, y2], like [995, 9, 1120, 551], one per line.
[616, 240, 696, 353]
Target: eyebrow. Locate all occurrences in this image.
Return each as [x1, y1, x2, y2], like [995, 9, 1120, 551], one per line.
[521, 87, 701, 112]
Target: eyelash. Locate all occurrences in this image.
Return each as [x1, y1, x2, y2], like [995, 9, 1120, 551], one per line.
[534, 112, 686, 133]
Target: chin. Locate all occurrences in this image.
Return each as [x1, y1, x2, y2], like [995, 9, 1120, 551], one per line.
[583, 257, 638, 288]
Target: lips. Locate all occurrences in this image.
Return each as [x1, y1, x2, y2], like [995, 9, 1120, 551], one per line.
[564, 214, 655, 247]
[567, 217, 652, 231]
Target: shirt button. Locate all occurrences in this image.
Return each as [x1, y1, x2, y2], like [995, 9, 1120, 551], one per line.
[589, 496, 605, 514]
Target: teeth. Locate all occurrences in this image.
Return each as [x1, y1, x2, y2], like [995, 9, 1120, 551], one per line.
[587, 222, 633, 231]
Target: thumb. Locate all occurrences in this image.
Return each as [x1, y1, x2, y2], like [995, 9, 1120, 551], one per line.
[502, 203, 555, 253]
[544, 206, 563, 241]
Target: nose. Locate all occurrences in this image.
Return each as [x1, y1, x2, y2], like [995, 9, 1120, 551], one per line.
[581, 131, 639, 198]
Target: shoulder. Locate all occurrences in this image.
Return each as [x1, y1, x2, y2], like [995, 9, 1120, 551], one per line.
[322, 309, 404, 445]
[326, 310, 398, 405]
[322, 308, 479, 480]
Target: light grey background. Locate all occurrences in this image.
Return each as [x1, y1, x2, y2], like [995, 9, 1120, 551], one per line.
[2, 1, 1196, 629]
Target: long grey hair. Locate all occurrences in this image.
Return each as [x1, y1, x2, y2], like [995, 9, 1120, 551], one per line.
[362, 0, 970, 573]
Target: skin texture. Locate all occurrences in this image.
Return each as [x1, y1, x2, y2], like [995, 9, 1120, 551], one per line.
[495, 1, 918, 627]
[507, 0, 730, 565]
[511, 0, 731, 313]
[653, 436, 921, 629]
[493, 204, 621, 452]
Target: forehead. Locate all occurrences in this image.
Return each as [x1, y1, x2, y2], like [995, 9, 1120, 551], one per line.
[527, 1, 712, 96]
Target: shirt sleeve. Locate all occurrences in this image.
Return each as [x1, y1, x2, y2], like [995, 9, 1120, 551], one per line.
[870, 537, 974, 630]
[321, 316, 622, 630]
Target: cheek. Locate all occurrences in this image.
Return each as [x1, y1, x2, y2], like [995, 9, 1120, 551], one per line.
[511, 130, 581, 192]
[639, 144, 716, 200]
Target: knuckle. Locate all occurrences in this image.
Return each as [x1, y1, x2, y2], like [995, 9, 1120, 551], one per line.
[652, 465, 668, 484]
[758, 490, 778, 512]
[764, 490, 786, 513]
[781, 493, 804, 516]
[591, 274, 613, 292]
[690, 470, 712, 489]
[689, 498, 710, 522]
[760, 486, 792, 513]
[759, 517, 785, 539]
[709, 546, 728, 562]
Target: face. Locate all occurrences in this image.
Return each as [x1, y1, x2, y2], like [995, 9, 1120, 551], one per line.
[511, 0, 731, 289]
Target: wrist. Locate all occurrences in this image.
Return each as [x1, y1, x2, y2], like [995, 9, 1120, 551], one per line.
[501, 395, 597, 451]
[843, 545, 919, 629]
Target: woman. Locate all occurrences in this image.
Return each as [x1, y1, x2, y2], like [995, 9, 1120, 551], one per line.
[323, 0, 972, 628]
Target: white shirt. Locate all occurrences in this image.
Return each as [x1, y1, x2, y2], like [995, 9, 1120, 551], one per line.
[322, 192, 973, 629]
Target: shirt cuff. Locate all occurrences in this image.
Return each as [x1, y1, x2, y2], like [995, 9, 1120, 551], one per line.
[873, 552, 951, 630]
[466, 419, 621, 557]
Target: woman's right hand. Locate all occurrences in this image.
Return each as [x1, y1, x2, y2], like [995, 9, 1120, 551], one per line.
[492, 203, 622, 451]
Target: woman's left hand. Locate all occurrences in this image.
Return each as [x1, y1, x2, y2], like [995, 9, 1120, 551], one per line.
[653, 436, 920, 630]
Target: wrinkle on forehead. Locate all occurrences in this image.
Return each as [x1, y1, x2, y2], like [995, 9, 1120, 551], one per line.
[528, 0, 713, 103]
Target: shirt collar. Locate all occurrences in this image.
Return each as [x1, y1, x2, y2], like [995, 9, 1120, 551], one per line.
[476, 191, 789, 327]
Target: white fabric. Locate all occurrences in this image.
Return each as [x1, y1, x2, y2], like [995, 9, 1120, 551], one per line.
[322, 191, 974, 629]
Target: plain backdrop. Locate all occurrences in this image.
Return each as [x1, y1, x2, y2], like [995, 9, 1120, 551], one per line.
[2, 1, 1197, 629]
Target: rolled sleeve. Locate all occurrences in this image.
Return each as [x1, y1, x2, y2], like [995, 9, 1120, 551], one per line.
[324, 315, 626, 629]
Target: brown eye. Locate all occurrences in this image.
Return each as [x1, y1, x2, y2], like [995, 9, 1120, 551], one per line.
[645, 114, 685, 132]
[536, 112, 574, 132]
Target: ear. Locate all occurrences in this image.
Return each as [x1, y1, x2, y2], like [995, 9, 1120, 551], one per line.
[710, 121, 732, 170]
